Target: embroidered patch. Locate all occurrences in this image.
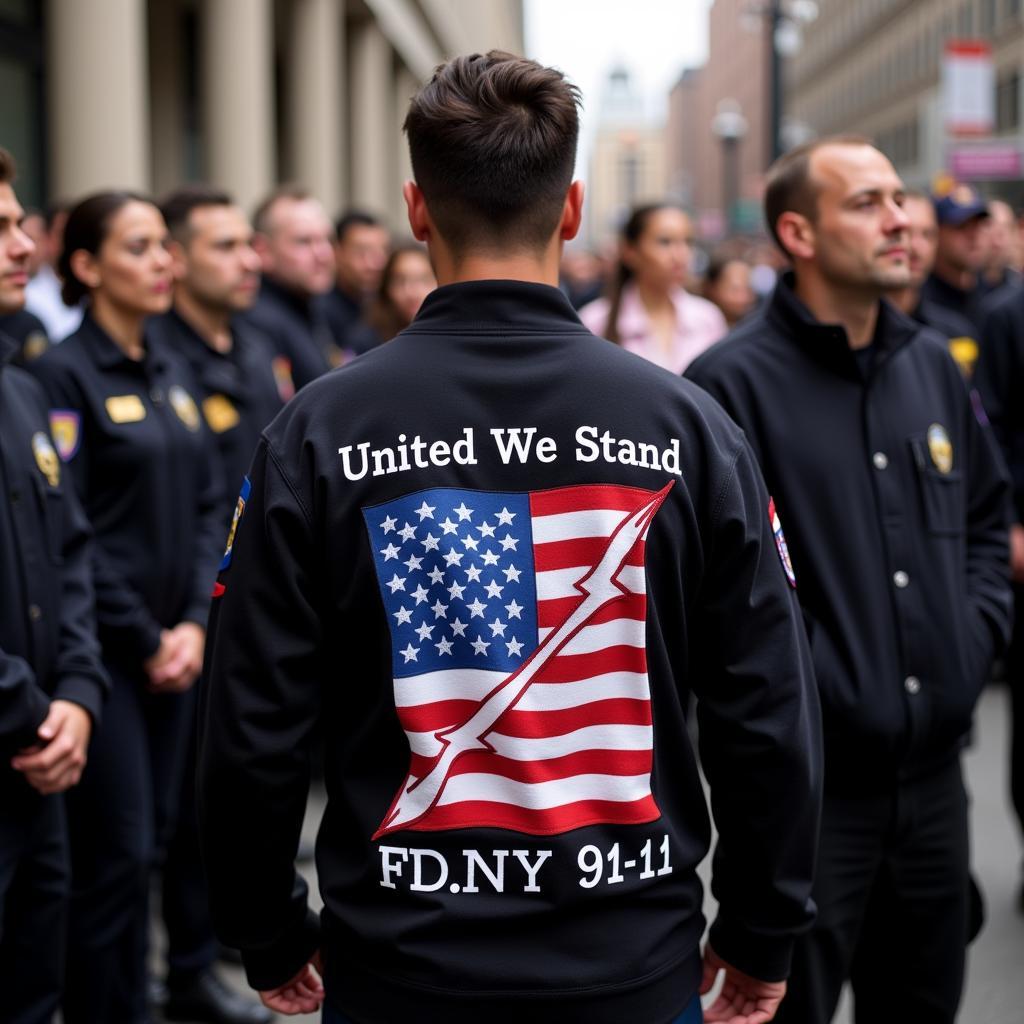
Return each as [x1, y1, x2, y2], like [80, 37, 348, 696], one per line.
[32, 432, 60, 487]
[272, 356, 295, 402]
[770, 497, 796, 588]
[22, 331, 49, 362]
[202, 393, 240, 434]
[219, 476, 251, 573]
[927, 423, 953, 474]
[49, 410, 81, 461]
[169, 385, 200, 432]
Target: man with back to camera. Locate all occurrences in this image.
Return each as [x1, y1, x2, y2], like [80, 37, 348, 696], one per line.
[322, 210, 390, 357]
[197, 51, 822, 1024]
[0, 147, 110, 1023]
[686, 136, 1012, 1024]
[243, 185, 336, 392]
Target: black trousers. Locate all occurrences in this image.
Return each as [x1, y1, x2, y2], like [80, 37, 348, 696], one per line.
[161, 707, 219, 982]
[775, 758, 969, 1024]
[0, 792, 69, 1024]
[1008, 583, 1024, 851]
[62, 664, 193, 1024]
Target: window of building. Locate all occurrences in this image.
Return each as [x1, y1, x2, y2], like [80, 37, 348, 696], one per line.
[996, 70, 1021, 132]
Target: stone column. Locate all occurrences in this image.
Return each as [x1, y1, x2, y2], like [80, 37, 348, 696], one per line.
[201, 0, 275, 212]
[47, 0, 150, 196]
[148, 0, 185, 197]
[285, 0, 344, 212]
[394, 65, 419, 220]
[348, 19, 394, 218]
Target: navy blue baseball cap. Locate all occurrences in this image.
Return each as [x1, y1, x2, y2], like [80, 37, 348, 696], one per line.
[932, 184, 989, 226]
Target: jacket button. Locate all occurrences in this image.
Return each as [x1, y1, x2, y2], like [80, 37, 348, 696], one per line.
[904, 675, 921, 695]
[28, 604, 42, 621]
[872, 452, 888, 470]
[893, 570, 909, 588]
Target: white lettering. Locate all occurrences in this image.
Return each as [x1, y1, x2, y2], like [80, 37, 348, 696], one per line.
[379, 846, 408, 889]
[452, 428, 477, 466]
[338, 441, 371, 481]
[512, 849, 553, 892]
[462, 849, 508, 893]
[410, 848, 448, 892]
[575, 425, 599, 462]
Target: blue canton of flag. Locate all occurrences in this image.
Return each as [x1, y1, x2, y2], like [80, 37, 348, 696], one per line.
[364, 489, 539, 677]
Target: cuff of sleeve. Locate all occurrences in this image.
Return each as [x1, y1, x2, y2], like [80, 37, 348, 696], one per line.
[241, 906, 321, 992]
[52, 675, 106, 728]
[182, 597, 212, 632]
[708, 915, 794, 984]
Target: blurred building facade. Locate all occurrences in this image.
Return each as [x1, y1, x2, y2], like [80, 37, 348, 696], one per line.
[0, 0, 523, 223]
[787, 0, 1024, 200]
[664, 0, 771, 241]
[586, 66, 667, 248]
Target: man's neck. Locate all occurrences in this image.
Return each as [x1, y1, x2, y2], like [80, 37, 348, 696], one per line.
[431, 244, 562, 289]
[887, 285, 920, 317]
[174, 289, 233, 354]
[931, 257, 976, 293]
[793, 271, 879, 350]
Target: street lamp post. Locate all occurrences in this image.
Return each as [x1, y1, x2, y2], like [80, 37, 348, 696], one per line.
[712, 99, 749, 237]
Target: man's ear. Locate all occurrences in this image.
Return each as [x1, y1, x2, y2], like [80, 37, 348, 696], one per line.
[560, 180, 584, 241]
[776, 212, 815, 263]
[404, 181, 431, 243]
[166, 239, 188, 281]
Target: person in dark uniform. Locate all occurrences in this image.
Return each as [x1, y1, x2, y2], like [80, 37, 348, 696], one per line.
[0, 305, 50, 365]
[321, 209, 389, 357]
[0, 148, 109, 1024]
[243, 185, 336, 390]
[888, 190, 980, 376]
[687, 136, 1013, 1024]
[197, 51, 823, 1024]
[919, 182, 990, 334]
[145, 184, 280, 1024]
[975, 286, 1024, 913]
[28, 191, 225, 1024]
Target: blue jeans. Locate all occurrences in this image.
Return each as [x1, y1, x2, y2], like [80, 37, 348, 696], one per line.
[323, 993, 703, 1023]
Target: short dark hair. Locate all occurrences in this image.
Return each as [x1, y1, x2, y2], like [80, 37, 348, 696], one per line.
[252, 184, 315, 236]
[160, 184, 234, 242]
[59, 190, 152, 305]
[764, 134, 874, 256]
[335, 209, 382, 244]
[0, 148, 16, 186]
[403, 50, 581, 253]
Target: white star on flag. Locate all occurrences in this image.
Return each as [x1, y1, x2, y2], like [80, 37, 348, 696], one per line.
[505, 599, 523, 619]
[443, 548, 464, 567]
[380, 543, 400, 561]
[393, 606, 412, 625]
[484, 579, 504, 599]
[495, 507, 515, 525]
[488, 618, 507, 637]
[386, 574, 406, 593]
[454, 502, 474, 521]
[477, 521, 496, 537]
[505, 637, 524, 657]
[503, 565, 522, 583]
[411, 584, 430, 605]
[428, 566, 445, 584]
[400, 643, 419, 663]
[461, 534, 479, 550]
[436, 636, 454, 656]
[380, 515, 397, 534]
[450, 617, 468, 636]
[499, 535, 518, 552]
[404, 554, 423, 571]
[447, 580, 466, 600]
[467, 597, 487, 618]
[421, 533, 440, 551]
[480, 549, 500, 566]
[414, 621, 434, 641]
[398, 522, 417, 541]
[440, 518, 459, 535]
[465, 564, 482, 582]
[471, 635, 490, 655]
[415, 501, 436, 520]
[431, 599, 449, 619]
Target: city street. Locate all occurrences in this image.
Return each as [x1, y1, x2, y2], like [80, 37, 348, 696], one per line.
[206, 683, 1024, 1024]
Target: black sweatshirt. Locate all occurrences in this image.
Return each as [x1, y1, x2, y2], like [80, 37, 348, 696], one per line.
[198, 280, 822, 1024]
[687, 275, 1012, 794]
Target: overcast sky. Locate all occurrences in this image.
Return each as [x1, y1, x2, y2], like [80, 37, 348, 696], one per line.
[524, 0, 712, 173]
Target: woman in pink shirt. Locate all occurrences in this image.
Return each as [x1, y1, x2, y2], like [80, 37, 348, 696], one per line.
[580, 204, 727, 374]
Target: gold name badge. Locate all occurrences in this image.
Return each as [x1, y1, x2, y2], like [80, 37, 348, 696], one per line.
[105, 394, 147, 423]
[202, 394, 240, 434]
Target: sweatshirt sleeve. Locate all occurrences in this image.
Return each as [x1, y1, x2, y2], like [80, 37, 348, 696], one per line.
[690, 439, 823, 982]
[197, 437, 322, 990]
[0, 647, 51, 758]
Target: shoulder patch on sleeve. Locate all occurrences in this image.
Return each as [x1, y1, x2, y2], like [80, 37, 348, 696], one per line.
[219, 476, 252, 574]
[770, 497, 797, 588]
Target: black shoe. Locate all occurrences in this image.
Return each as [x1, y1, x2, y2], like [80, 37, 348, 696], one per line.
[164, 969, 273, 1024]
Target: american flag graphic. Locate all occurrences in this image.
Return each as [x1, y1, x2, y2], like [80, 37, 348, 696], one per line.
[364, 482, 672, 838]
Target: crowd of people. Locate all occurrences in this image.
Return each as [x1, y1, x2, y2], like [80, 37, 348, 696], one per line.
[0, 46, 1023, 1024]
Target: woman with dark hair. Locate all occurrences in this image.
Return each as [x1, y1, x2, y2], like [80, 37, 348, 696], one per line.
[365, 243, 436, 344]
[28, 191, 224, 1023]
[703, 254, 756, 327]
[580, 203, 727, 374]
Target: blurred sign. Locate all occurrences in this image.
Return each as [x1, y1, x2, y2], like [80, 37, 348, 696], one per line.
[942, 41, 994, 136]
[948, 145, 1022, 180]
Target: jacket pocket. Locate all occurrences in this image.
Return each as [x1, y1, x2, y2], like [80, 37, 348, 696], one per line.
[909, 436, 963, 537]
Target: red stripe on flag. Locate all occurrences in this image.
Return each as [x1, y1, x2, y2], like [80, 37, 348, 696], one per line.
[529, 484, 656, 517]
[534, 537, 647, 572]
[400, 795, 661, 835]
[407, 746, 653, 785]
[536, 593, 646, 629]
[532, 645, 647, 683]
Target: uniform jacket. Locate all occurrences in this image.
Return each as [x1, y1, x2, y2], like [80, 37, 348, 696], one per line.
[242, 277, 332, 391]
[911, 298, 979, 378]
[198, 280, 822, 1024]
[976, 286, 1024, 522]
[320, 285, 380, 356]
[149, 309, 284, 524]
[0, 332, 108, 780]
[687, 274, 1012, 794]
[28, 314, 225, 666]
